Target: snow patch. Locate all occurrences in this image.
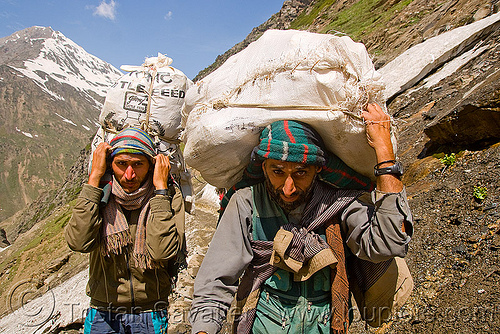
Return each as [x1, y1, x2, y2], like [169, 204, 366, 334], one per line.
[82, 124, 90, 131]
[196, 184, 220, 208]
[423, 45, 489, 88]
[379, 12, 500, 99]
[63, 119, 77, 126]
[30, 77, 64, 100]
[15, 127, 36, 138]
[0, 270, 90, 334]
[53, 112, 77, 126]
[0, 245, 11, 253]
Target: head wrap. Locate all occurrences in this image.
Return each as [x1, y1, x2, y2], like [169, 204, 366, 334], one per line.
[110, 127, 156, 159]
[256, 120, 326, 166]
[218, 120, 375, 218]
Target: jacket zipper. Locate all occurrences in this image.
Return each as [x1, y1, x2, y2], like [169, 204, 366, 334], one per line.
[125, 251, 136, 310]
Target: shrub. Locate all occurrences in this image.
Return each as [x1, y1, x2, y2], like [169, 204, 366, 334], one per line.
[440, 153, 456, 166]
[473, 186, 487, 201]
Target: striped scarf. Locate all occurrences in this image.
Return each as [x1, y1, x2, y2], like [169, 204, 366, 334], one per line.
[233, 181, 363, 334]
[101, 175, 157, 269]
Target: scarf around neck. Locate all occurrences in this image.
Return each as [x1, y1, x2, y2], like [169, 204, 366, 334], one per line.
[233, 181, 362, 334]
[101, 175, 156, 269]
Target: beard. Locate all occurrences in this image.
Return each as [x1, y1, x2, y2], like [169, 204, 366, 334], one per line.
[264, 174, 316, 212]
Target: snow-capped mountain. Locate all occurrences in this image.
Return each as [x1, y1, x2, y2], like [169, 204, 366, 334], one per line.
[0, 26, 121, 105]
[0, 26, 122, 221]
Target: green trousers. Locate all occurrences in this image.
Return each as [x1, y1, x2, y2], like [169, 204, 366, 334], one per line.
[252, 268, 332, 334]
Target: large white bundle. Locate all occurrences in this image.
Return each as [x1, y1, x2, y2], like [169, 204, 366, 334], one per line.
[91, 54, 195, 211]
[182, 30, 392, 188]
[100, 53, 193, 142]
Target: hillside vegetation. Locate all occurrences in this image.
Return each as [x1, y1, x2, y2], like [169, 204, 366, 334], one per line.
[195, 0, 492, 80]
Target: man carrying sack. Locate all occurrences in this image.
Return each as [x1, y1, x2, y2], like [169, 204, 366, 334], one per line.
[65, 127, 185, 334]
[189, 103, 413, 334]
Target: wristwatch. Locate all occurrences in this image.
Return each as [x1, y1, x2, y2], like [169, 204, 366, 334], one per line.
[155, 187, 175, 201]
[154, 189, 169, 196]
[374, 160, 404, 177]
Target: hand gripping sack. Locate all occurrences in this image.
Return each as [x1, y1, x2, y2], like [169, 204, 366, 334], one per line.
[182, 30, 395, 188]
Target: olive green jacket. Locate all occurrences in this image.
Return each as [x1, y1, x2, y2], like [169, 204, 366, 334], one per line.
[65, 183, 185, 312]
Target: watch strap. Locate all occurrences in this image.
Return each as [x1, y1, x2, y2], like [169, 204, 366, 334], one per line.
[374, 159, 396, 169]
[154, 189, 169, 196]
[154, 187, 176, 201]
[374, 161, 403, 177]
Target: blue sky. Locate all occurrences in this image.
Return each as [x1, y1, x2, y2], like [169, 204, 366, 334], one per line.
[0, 0, 285, 79]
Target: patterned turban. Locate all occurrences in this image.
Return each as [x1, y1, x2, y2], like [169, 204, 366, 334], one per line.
[256, 120, 326, 166]
[110, 127, 156, 159]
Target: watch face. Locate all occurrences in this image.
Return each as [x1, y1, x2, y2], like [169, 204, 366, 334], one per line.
[394, 161, 404, 175]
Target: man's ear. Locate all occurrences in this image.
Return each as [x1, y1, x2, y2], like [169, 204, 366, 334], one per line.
[149, 157, 154, 171]
[316, 165, 322, 173]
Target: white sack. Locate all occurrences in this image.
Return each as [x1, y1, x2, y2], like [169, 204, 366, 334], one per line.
[90, 54, 195, 211]
[100, 53, 193, 142]
[182, 30, 392, 188]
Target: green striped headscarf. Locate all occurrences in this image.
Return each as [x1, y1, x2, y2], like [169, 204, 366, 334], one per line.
[218, 121, 375, 219]
[110, 127, 156, 159]
[256, 120, 326, 166]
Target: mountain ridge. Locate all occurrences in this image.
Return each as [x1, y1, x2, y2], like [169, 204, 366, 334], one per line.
[0, 26, 121, 221]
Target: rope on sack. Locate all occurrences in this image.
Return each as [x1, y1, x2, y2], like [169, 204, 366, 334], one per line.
[206, 99, 365, 123]
[139, 55, 181, 153]
[200, 85, 395, 128]
[193, 55, 390, 127]
[143, 66, 157, 134]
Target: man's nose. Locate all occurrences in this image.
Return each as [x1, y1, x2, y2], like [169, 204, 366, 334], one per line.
[282, 175, 296, 196]
[124, 165, 135, 180]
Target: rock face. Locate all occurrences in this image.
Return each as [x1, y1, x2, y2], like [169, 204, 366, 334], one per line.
[423, 58, 500, 146]
[0, 229, 9, 248]
[425, 102, 500, 146]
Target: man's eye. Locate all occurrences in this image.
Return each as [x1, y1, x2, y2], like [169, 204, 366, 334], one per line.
[295, 171, 306, 177]
[273, 170, 284, 175]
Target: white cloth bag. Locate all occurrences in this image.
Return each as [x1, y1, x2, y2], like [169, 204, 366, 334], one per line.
[100, 53, 193, 142]
[182, 30, 392, 188]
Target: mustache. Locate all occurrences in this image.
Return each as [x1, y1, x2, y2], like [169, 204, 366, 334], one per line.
[264, 177, 315, 212]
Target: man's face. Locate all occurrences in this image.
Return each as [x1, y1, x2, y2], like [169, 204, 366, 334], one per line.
[262, 159, 321, 211]
[111, 153, 151, 193]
